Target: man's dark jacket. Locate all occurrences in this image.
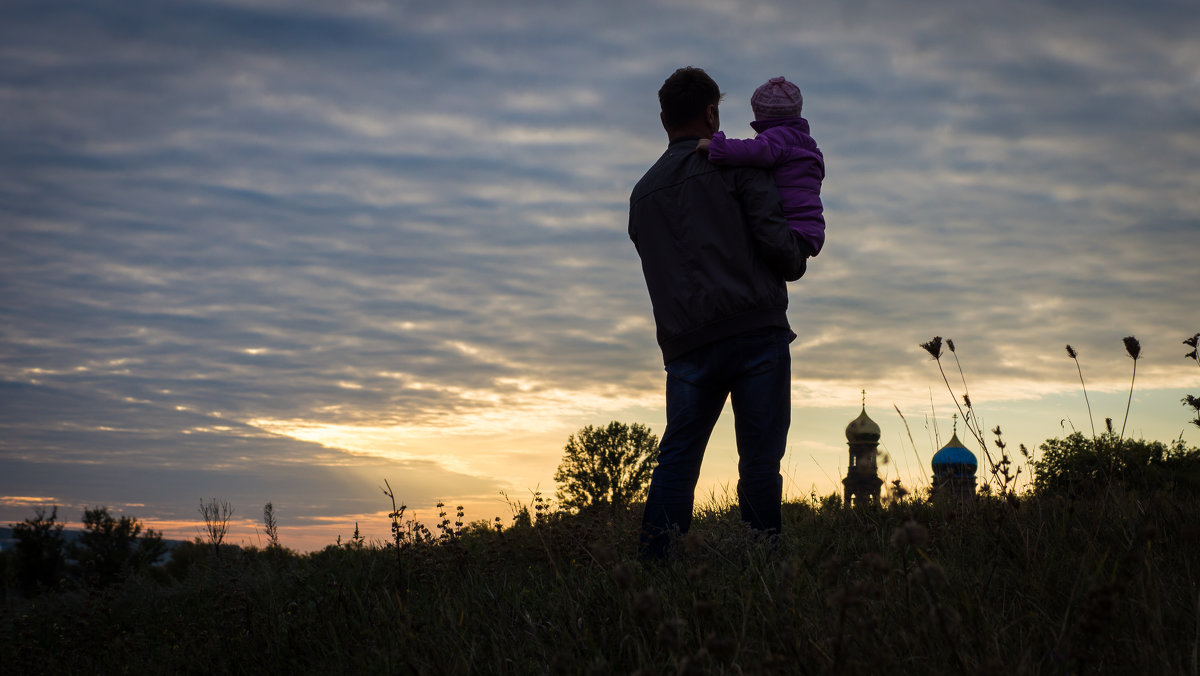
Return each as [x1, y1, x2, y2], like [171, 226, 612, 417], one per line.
[629, 136, 810, 363]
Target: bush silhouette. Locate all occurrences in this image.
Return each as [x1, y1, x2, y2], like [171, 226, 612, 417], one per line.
[1032, 432, 1200, 496]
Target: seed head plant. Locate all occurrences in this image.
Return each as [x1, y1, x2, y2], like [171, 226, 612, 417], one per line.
[919, 336, 943, 360]
[991, 426, 1021, 493]
[434, 502, 463, 540]
[381, 479, 406, 588]
[1182, 395, 1200, 429]
[1065, 344, 1097, 443]
[262, 502, 280, 550]
[1120, 336, 1141, 439]
[346, 522, 366, 549]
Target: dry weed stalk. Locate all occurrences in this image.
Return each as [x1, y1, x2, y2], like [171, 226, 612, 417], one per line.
[991, 426, 1021, 493]
[919, 336, 1000, 490]
[1065, 344, 1097, 442]
[262, 502, 280, 549]
[381, 479, 406, 588]
[1120, 336, 1141, 439]
[199, 497, 234, 558]
[893, 404, 928, 491]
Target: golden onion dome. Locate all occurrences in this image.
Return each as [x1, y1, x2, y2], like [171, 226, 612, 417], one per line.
[845, 407, 881, 442]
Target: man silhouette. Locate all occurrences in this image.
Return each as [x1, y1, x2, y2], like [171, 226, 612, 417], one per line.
[629, 67, 811, 559]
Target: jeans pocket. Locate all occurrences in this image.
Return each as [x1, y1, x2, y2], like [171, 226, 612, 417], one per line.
[735, 328, 788, 375]
[665, 351, 707, 385]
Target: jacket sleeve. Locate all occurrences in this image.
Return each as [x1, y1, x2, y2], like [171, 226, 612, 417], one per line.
[736, 168, 809, 281]
[708, 131, 781, 169]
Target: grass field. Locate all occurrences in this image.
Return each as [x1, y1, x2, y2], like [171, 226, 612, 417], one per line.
[4, 482, 1199, 675]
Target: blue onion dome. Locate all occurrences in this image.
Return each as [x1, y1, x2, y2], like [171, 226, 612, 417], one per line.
[845, 407, 881, 442]
[931, 432, 977, 468]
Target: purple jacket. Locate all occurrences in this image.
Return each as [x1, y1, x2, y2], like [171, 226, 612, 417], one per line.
[708, 116, 826, 255]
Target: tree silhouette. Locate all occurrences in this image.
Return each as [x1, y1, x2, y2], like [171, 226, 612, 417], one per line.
[10, 506, 67, 594]
[71, 507, 166, 587]
[554, 421, 658, 512]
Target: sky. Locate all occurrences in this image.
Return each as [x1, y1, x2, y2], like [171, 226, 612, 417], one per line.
[2, 0, 1198, 551]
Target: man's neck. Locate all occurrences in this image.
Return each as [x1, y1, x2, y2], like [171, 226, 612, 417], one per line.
[667, 118, 715, 143]
[668, 126, 712, 143]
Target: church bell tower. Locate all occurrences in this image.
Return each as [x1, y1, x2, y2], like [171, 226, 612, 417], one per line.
[843, 392, 883, 508]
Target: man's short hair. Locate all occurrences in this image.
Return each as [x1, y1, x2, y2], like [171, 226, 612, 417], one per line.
[658, 67, 724, 130]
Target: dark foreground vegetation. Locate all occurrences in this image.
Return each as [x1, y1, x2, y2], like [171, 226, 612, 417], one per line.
[4, 332, 1198, 673]
[4, 456, 1200, 674]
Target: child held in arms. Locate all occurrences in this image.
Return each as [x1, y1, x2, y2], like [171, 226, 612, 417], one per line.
[698, 76, 826, 257]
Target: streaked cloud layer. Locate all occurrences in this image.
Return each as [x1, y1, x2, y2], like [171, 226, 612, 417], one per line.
[2, 0, 1197, 548]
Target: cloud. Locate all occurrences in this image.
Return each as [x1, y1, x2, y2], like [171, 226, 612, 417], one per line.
[0, 381, 503, 519]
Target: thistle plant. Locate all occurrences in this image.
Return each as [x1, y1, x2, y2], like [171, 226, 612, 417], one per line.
[1065, 345, 1097, 442]
[1120, 336, 1141, 439]
[920, 336, 998, 489]
[1184, 332, 1199, 428]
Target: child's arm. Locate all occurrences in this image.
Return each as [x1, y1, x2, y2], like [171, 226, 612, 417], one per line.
[706, 131, 782, 168]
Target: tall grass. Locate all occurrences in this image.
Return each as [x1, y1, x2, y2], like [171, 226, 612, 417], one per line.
[4, 487, 1199, 674]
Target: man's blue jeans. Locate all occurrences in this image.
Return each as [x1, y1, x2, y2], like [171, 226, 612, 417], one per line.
[639, 326, 791, 559]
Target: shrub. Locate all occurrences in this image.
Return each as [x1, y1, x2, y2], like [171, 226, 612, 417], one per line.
[1031, 432, 1200, 496]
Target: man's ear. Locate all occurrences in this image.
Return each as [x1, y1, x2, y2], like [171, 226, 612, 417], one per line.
[705, 104, 718, 133]
[660, 111, 670, 134]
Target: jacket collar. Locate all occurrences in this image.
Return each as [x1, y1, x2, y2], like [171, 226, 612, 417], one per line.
[750, 116, 809, 134]
[669, 136, 702, 148]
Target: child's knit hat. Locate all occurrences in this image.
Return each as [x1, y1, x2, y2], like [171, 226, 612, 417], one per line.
[751, 76, 803, 119]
